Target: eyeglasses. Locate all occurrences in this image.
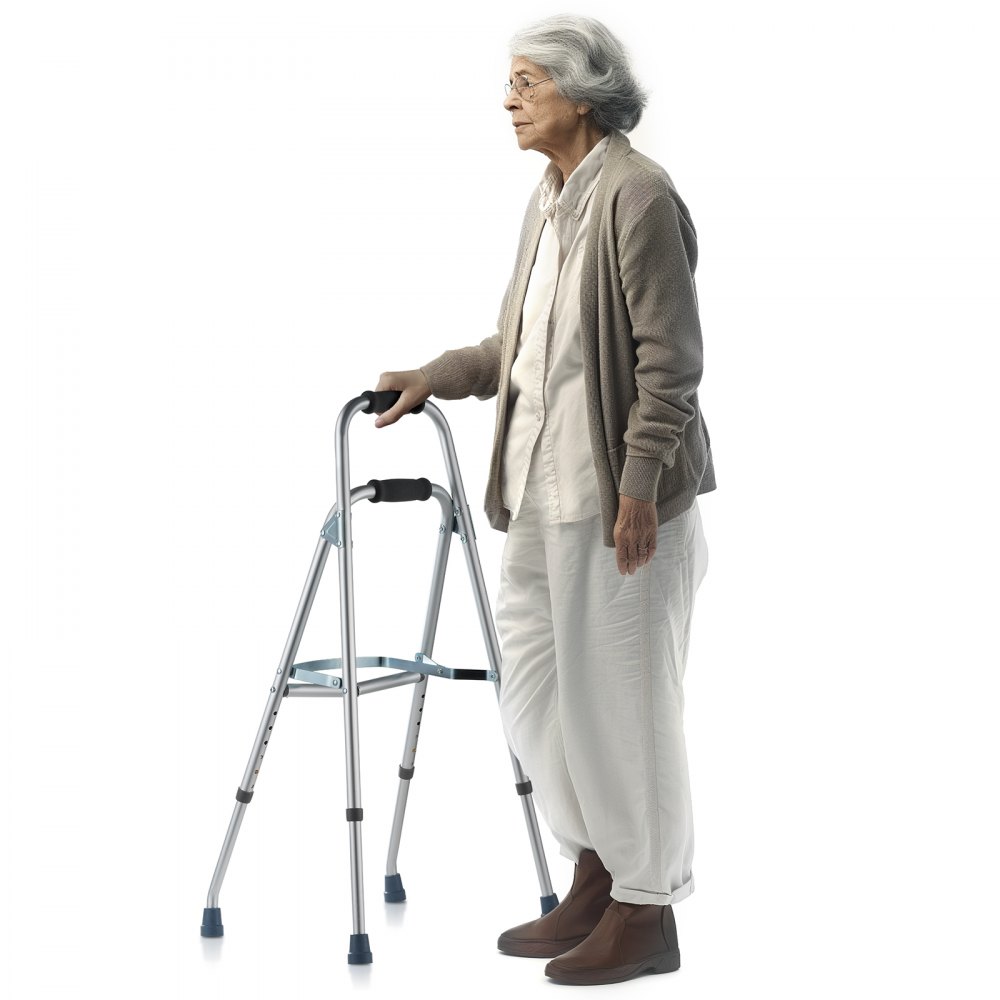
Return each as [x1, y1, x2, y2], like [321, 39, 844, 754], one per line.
[504, 75, 553, 101]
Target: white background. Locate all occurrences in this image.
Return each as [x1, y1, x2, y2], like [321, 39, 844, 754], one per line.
[4, 1, 999, 997]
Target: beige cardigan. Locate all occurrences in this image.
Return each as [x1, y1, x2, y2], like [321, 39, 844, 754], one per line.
[421, 131, 716, 547]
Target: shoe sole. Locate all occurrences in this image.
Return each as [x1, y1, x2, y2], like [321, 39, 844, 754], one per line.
[497, 934, 589, 959]
[545, 950, 681, 984]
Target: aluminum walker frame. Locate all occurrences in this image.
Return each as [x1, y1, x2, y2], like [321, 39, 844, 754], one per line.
[200, 390, 558, 963]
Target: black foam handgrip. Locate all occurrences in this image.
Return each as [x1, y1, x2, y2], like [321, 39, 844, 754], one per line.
[361, 390, 425, 416]
[367, 478, 433, 503]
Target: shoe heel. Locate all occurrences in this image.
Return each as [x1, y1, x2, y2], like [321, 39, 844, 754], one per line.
[652, 950, 681, 974]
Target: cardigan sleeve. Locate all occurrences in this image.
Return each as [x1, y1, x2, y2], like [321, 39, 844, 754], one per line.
[420, 328, 503, 401]
[616, 180, 703, 502]
[419, 273, 511, 400]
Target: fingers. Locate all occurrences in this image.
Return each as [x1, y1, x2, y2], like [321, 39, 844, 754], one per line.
[615, 544, 632, 576]
[615, 540, 657, 575]
[613, 495, 659, 576]
[374, 394, 409, 428]
[614, 527, 657, 574]
[372, 372, 399, 427]
[372, 370, 430, 428]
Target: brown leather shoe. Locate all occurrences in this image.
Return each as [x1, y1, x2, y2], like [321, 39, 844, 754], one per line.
[497, 849, 612, 958]
[543, 900, 681, 985]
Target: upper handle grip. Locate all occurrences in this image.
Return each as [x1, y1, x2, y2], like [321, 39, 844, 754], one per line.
[361, 390, 425, 416]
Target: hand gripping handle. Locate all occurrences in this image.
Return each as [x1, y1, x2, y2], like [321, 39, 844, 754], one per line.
[360, 390, 425, 416]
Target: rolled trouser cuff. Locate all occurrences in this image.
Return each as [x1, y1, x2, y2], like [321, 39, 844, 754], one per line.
[611, 874, 694, 907]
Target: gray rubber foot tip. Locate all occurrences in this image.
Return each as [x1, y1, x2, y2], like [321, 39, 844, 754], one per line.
[201, 907, 224, 937]
[384, 873, 406, 903]
[540, 893, 559, 915]
[348, 933, 372, 964]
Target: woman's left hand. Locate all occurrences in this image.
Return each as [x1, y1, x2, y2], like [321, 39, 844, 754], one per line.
[613, 495, 658, 575]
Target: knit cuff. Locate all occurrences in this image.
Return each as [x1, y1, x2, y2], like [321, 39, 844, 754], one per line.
[419, 357, 453, 398]
[619, 454, 663, 503]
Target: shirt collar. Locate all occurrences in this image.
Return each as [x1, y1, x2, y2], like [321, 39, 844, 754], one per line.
[537, 135, 611, 222]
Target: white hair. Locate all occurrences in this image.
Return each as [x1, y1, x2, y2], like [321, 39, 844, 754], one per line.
[509, 14, 648, 133]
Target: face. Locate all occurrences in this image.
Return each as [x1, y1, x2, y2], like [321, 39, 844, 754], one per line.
[503, 57, 589, 160]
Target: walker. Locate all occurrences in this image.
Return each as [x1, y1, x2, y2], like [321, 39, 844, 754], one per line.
[199, 391, 557, 964]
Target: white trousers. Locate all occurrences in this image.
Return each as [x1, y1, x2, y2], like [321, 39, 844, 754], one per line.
[495, 470, 708, 906]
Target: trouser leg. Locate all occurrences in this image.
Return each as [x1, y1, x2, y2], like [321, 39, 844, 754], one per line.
[547, 501, 708, 905]
[495, 489, 593, 863]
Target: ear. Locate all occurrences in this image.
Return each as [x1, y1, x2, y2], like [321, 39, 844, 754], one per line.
[576, 104, 592, 118]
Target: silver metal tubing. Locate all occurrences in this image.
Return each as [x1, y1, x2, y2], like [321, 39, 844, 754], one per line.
[384, 486, 452, 878]
[421, 486, 456, 656]
[502, 742, 556, 897]
[421, 401, 556, 901]
[358, 672, 423, 695]
[334, 398, 370, 807]
[518, 782, 553, 890]
[205, 537, 332, 912]
[422, 403, 503, 672]
[348, 822, 366, 932]
[206, 803, 247, 908]
[284, 686, 341, 698]
[385, 777, 412, 877]
[420, 402, 470, 508]
[334, 397, 373, 936]
[385, 672, 429, 877]
[321, 482, 379, 527]
[282, 673, 423, 698]
[239, 538, 332, 793]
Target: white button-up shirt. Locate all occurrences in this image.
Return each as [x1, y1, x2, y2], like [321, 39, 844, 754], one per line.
[501, 136, 610, 522]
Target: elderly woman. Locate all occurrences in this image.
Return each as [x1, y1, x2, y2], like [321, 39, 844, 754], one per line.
[374, 14, 714, 986]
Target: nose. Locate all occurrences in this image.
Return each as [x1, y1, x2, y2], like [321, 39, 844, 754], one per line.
[503, 87, 521, 112]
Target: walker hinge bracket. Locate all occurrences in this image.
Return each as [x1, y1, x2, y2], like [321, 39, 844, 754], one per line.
[321, 510, 344, 547]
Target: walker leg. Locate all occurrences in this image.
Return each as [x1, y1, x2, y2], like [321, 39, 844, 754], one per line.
[346, 817, 372, 964]
[200, 538, 331, 936]
[508, 751, 559, 913]
[384, 676, 428, 902]
[335, 472, 373, 963]
[452, 506, 558, 911]
[383, 491, 451, 902]
[430, 405, 559, 913]
[342, 656, 373, 963]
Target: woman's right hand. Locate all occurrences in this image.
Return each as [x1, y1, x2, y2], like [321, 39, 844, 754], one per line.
[373, 369, 432, 427]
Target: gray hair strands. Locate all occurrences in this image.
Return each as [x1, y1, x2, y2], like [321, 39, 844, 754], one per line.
[509, 15, 648, 134]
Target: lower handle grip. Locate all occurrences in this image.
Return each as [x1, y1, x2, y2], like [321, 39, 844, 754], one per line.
[367, 478, 433, 503]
